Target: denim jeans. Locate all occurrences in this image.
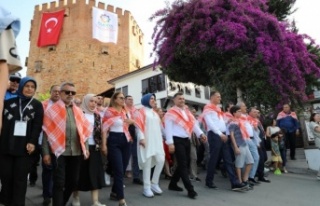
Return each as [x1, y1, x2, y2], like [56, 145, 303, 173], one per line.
[247, 139, 260, 179]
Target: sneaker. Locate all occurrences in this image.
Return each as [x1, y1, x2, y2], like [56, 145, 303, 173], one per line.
[316, 176, 320, 180]
[72, 196, 80, 206]
[274, 168, 282, 175]
[264, 167, 270, 173]
[248, 178, 260, 185]
[105, 173, 111, 186]
[119, 202, 127, 206]
[231, 183, 248, 191]
[243, 181, 253, 190]
[143, 188, 154, 198]
[282, 167, 288, 174]
[151, 184, 163, 195]
[92, 201, 106, 206]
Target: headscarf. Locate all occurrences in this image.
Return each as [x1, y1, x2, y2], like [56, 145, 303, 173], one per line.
[81, 94, 96, 114]
[17, 76, 37, 100]
[141, 93, 155, 108]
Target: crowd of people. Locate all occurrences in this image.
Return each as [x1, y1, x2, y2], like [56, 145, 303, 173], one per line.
[0, 75, 311, 206]
[1, 5, 320, 206]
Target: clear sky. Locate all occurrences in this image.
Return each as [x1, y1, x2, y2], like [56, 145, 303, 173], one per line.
[1, 0, 319, 76]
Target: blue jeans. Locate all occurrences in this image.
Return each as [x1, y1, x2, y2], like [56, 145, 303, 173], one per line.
[206, 131, 240, 187]
[107, 132, 131, 200]
[247, 139, 260, 179]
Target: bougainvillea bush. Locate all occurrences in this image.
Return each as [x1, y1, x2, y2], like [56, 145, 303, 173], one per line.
[151, 0, 320, 108]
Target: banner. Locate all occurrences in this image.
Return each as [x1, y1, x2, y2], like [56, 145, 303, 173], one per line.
[37, 10, 65, 47]
[92, 7, 118, 43]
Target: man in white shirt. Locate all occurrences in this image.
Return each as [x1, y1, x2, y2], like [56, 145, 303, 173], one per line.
[201, 91, 246, 191]
[165, 92, 207, 199]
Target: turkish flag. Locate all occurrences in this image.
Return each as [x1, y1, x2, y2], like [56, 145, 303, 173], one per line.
[37, 10, 65, 47]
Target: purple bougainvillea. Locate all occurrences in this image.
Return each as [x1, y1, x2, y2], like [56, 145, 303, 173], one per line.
[151, 0, 320, 107]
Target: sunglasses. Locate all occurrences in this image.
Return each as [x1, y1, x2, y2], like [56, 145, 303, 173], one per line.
[10, 78, 20, 83]
[62, 90, 76, 95]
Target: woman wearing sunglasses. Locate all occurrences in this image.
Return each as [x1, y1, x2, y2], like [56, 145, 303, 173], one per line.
[102, 92, 134, 206]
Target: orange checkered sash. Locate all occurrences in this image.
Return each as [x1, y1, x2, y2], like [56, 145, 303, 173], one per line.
[198, 104, 224, 130]
[229, 118, 250, 139]
[224, 112, 233, 124]
[165, 106, 195, 136]
[134, 107, 146, 134]
[102, 107, 131, 141]
[42, 100, 91, 158]
[246, 115, 259, 128]
[277, 111, 297, 120]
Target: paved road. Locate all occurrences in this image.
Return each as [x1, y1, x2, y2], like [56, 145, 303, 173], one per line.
[21, 165, 319, 206]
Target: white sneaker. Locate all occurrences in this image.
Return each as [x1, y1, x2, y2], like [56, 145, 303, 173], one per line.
[151, 184, 163, 195]
[105, 173, 111, 186]
[143, 188, 154, 198]
[92, 201, 106, 206]
[264, 167, 270, 173]
[72, 196, 80, 206]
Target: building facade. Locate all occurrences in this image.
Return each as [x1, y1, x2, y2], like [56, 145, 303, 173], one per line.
[108, 64, 211, 111]
[27, 0, 144, 96]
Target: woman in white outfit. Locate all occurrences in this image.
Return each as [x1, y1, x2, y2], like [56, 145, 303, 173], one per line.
[309, 113, 320, 180]
[135, 93, 165, 197]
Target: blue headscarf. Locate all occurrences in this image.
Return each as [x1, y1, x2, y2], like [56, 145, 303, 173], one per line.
[17, 76, 37, 100]
[141, 93, 156, 108]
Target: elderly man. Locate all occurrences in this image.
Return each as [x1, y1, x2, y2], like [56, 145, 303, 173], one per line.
[42, 82, 91, 206]
[277, 104, 299, 160]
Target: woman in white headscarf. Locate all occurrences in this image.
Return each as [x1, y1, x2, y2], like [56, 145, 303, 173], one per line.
[72, 94, 106, 206]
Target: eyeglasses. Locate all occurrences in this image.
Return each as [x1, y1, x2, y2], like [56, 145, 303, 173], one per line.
[62, 90, 76, 95]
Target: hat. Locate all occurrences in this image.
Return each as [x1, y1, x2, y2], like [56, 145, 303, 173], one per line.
[9, 73, 21, 82]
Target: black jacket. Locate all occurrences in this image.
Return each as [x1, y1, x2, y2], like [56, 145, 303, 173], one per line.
[0, 97, 44, 156]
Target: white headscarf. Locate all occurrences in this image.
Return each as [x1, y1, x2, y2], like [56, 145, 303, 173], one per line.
[81, 94, 96, 114]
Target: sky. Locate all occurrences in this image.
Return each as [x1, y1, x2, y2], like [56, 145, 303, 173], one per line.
[1, 0, 320, 76]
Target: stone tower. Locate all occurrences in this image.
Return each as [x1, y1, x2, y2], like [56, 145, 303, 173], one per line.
[27, 0, 144, 96]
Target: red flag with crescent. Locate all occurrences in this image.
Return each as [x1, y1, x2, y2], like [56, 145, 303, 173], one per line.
[37, 10, 65, 47]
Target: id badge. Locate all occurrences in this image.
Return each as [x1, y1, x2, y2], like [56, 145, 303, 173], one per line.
[14, 121, 27, 136]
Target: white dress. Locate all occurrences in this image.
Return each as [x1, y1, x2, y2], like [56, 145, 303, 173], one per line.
[137, 107, 164, 168]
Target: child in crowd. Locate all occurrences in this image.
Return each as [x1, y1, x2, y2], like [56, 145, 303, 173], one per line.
[229, 105, 254, 188]
[271, 132, 283, 175]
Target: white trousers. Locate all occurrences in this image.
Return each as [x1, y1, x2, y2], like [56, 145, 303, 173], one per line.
[142, 154, 165, 190]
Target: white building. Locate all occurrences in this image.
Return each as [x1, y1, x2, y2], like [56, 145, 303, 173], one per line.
[108, 64, 211, 111]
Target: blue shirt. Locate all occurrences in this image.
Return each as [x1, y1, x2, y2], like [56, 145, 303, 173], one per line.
[4, 90, 18, 100]
[277, 115, 299, 133]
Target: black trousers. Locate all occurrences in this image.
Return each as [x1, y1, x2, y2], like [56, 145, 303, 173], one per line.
[285, 131, 296, 159]
[0, 154, 31, 206]
[170, 137, 194, 192]
[52, 155, 82, 206]
[29, 145, 41, 183]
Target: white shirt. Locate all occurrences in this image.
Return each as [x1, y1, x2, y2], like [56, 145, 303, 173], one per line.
[109, 118, 124, 133]
[242, 114, 254, 137]
[165, 108, 203, 145]
[203, 110, 227, 136]
[84, 113, 95, 145]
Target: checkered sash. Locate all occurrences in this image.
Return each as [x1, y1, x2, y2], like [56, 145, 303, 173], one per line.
[134, 107, 146, 134]
[102, 107, 131, 141]
[229, 118, 250, 139]
[42, 100, 91, 158]
[276, 111, 297, 120]
[198, 104, 224, 130]
[165, 106, 195, 137]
